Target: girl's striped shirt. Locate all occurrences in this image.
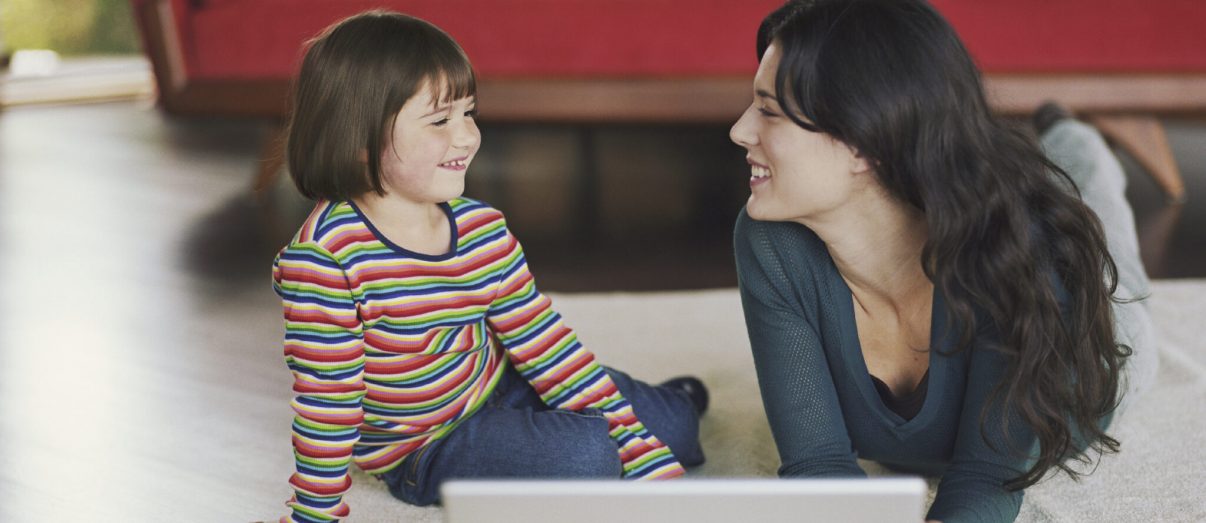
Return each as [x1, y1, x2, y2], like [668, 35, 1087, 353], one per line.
[272, 198, 685, 523]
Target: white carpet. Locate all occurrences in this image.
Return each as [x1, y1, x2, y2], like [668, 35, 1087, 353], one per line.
[340, 280, 1206, 522]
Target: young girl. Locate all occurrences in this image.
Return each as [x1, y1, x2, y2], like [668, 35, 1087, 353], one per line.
[272, 11, 706, 522]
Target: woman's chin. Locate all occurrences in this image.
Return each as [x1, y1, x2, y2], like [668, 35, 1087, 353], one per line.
[745, 196, 779, 222]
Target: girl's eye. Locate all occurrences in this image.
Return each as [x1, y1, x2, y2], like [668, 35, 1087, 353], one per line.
[432, 108, 477, 126]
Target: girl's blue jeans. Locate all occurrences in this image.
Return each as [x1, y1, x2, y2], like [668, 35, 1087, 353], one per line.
[378, 365, 705, 506]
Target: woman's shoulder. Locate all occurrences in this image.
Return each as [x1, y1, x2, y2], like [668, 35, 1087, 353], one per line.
[733, 208, 843, 311]
[734, 207, 832, 272]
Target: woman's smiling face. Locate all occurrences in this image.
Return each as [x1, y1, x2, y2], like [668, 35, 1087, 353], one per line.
[729, 42, 870, 224]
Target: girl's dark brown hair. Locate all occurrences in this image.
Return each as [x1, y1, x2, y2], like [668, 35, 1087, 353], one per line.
[286, 11, 476, 201]
[760, 0, 1129, 490]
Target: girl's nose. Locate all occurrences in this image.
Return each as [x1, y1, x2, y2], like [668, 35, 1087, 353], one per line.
[453, 118, 480, 150]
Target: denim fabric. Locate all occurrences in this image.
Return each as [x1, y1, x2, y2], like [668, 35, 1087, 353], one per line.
[379, 365, 704, 506]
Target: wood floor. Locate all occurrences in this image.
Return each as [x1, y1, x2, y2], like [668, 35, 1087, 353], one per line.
[0, 101, 1201, 521]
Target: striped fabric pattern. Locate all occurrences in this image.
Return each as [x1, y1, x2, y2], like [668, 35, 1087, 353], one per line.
[273, 198, 684, 523]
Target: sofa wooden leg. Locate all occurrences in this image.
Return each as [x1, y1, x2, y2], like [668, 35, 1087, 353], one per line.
[1088, 114, 1186, 204]
[253, 124, 287, 196]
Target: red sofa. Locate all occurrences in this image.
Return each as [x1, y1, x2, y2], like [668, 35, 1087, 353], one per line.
[132, 0, 1206, 199]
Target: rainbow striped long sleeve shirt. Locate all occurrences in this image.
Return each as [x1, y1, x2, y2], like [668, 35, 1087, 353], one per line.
[272, 198, 684, 523]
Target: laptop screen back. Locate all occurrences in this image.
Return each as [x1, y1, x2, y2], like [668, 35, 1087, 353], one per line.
[442, 478, 927, 523]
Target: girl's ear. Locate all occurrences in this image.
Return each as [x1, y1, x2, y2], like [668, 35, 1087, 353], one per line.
[846, 144, 872, 175]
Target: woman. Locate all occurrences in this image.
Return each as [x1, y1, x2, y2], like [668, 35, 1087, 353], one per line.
[730, 1, 1158, 521]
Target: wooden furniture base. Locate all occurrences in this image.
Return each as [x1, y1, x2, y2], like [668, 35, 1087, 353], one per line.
[137, 0, 1200, 202]
[1090, 115, 1187, 203]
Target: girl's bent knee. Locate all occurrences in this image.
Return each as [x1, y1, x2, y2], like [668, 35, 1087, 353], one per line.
[546, 414, 623, 477]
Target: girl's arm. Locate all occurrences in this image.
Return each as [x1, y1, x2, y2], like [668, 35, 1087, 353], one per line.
[273, 242, 366, 523]
[733, 210, 866, 478]
[484, 225, 684, 480]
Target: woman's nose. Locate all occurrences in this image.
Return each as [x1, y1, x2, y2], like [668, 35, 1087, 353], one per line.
[730, 106, 757, 148]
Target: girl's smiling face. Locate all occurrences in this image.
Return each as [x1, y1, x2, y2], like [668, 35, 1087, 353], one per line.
[729, 42, 870, 224]
[377, 81, 481, 205]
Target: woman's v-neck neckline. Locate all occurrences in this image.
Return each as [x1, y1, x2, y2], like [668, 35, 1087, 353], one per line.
[834, 266, 948, 432]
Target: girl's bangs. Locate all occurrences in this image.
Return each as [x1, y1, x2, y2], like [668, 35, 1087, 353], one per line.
[428, 53, 477, 106]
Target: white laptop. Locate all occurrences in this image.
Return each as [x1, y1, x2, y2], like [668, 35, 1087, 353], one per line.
[442, 478, 928, 523]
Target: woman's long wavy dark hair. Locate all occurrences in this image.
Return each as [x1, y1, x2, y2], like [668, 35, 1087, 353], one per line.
[758, 0, 1129, 489]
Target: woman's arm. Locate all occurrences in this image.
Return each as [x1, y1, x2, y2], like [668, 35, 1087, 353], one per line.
[734, 211, 865, 478]
[485, 222, 684, 479]
[273, 242, 367, 523]
[927, 268, 1080, 522]
[926, 342, 1032, 523]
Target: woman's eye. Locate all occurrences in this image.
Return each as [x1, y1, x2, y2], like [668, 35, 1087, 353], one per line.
[757, 107, 779, 118]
